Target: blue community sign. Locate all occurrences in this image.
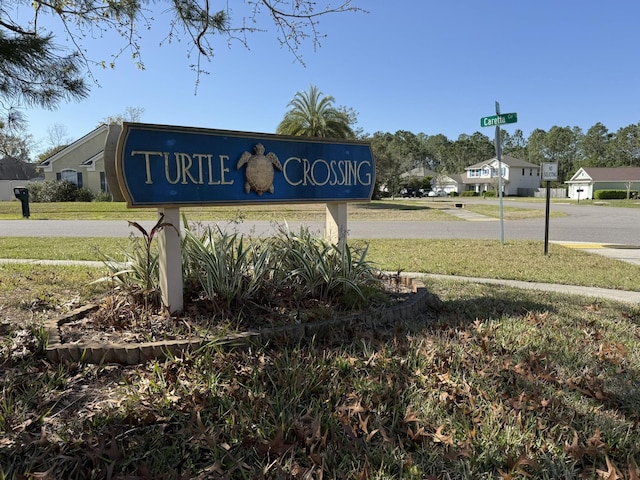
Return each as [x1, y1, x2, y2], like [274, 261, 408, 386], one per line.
[108, 123, 375, 208]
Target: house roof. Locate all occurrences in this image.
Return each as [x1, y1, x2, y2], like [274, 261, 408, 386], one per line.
[40, 124, 108, 167]
[466, 155, 539, 170]
[0, 156, 40, 181]
[576, 167, 640, 182]
[400, 166, 438, 179]
[81, 152, 104, 166]
[435, 173, 462, 184]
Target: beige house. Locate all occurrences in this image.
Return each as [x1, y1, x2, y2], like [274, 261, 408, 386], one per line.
[40, 125, 109, 195]
[566, 167, 640, 199]
[462, 155, 540, 196]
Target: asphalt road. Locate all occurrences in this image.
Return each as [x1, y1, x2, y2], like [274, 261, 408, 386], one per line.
[0, 200, 639, 245]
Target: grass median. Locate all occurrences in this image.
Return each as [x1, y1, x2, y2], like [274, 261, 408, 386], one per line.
[1, 236, 638, 291]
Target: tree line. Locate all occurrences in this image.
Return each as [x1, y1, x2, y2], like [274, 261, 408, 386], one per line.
[369, 122, 640, 193]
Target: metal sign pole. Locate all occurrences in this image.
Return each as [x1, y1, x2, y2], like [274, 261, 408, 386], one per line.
[544, 180, 551, 255]
[541, 163, 558, 255]
[495, 102, 505, 244]
[480, 102, 517, 246]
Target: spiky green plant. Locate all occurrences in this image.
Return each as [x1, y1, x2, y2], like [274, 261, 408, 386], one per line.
[182, 225, 272, 311]
[268, 223, 382, 308]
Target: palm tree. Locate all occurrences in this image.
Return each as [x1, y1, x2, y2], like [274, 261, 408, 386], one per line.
[276, 85, 355, 139]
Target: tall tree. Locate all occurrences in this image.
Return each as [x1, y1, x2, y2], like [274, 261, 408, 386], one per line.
[580, 122, 612, 166]
[543, 126, 582, 182]
[276, 85, 355, 139]
[0, 29, 87, 130]
[448, 132, 494, 172]
[609, 123, 640, 166]
[1, 1, 362, 126]
[502, 128, 527, 159]
[424, 134, 451, 171]
[370, 131, 413, 198]
[389, 130, 429, 168]
[45, 124, 72, 151]
[0, 128, 34, 161]
[526, 128, 547, 165]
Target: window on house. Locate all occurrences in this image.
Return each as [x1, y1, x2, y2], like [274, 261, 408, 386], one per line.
[57, 169, 83, 187]
[58, 169, 76, 183]
[522, 168, 525, 175]
[100, 172, 108, 192]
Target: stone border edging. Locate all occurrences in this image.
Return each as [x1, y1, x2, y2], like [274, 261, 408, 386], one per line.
[45, 275, 431, 365]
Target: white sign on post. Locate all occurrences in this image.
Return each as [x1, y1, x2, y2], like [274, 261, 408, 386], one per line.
[542, 163, 558, 181]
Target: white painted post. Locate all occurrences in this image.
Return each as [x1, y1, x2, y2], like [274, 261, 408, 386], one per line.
[325, 202, 348, 249]
[157, 207, 183, 313]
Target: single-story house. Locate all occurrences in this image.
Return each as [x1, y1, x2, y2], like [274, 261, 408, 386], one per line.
[0, 156, 43, 201]
[40, 125, 109, 195]
[432, 173, 462, 195]
[400, 166, 462, 195]
[566, 167, 640, 199]
[461, 155, 540, 196]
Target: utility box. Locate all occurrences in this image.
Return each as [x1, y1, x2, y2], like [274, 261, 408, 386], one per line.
[13, 187, 30, 218]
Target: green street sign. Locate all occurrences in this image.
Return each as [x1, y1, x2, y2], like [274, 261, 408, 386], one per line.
[480, 112, 518, 127]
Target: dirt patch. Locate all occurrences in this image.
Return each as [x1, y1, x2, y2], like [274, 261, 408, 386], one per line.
[56, 276, 420, 347]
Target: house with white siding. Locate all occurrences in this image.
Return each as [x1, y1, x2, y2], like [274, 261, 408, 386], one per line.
[566, 167, 640, 199]
[0, 156, 42, 201]
[461, 155, 540, 196]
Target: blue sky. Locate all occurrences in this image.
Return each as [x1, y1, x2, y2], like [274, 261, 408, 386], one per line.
[23, 1, 640, 153]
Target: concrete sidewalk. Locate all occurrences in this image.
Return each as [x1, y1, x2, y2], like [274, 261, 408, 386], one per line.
[552, 241, 640, 266]
[421, 273, 640, 305]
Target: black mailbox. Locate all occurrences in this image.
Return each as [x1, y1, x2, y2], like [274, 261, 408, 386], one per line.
[13, 187, 30, 218]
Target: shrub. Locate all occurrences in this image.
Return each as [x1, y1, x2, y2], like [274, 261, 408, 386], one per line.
[27, 179, 95, 202]
[75, 187, 95, 202]
[93, 191, 113, 202]
[483, 190, 497, 197]
[461, 191, 477, 197]
[594, 189, 637, 199]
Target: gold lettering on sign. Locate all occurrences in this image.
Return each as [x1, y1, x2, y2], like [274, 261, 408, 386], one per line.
[218, 155, 234, 185]
[282, 157, 372, 187]
[130, 150, 235, 187]
[164, 152, 181, 185]
[131, 150, 163, 184]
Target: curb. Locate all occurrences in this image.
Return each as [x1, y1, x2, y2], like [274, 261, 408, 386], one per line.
[45, 275, 432, 365]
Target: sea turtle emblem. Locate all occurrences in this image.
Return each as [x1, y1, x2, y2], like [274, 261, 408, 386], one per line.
[236, 143, 282, 195]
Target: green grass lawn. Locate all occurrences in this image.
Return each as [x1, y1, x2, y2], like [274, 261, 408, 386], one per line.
[1, 275, 639, 479]
[0, 198, 572, 221]
[1, 203, 640, 478]
[0, 200, 457, 221]
[1, 236, 638, 291]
